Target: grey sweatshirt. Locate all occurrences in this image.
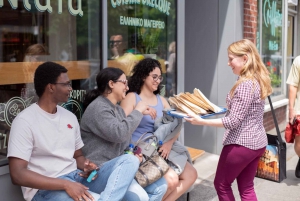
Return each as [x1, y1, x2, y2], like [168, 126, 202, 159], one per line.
[80, 96, 143, 167]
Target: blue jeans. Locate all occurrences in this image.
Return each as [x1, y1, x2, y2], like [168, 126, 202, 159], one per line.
[32, 154, 139, 201]
[124, 177, 167, 201]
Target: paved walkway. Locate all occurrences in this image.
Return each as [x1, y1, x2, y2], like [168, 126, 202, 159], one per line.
[177, 135, 300, 201]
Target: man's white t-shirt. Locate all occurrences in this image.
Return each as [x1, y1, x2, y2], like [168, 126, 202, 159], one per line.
[7, 103, 84, 201]
[287, 56, 300, 113]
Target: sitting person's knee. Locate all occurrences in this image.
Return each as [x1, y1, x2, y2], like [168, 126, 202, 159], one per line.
[181, 163, 198, 184]
[145, 177, 168, 196]
[121, 154, 140, 168]
[157, 177, 168, 194]
[164, 170, 179, 190]
[125, 180, 149, 201]
[189, 165, 198, 182]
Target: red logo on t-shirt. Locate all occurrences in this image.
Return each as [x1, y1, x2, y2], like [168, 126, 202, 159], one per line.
[67, 124, 73, 129]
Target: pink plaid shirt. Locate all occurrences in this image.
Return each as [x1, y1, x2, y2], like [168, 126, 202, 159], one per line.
[221, 79, 267, 150]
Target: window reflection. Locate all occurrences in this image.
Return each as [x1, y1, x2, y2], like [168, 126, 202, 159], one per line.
[258, 0, 284, 97]
[107, 0, 177, 97]
[0, 0, 101, 165]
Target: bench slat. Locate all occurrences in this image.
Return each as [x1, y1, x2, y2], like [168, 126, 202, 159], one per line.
[186, 146, 205, 162]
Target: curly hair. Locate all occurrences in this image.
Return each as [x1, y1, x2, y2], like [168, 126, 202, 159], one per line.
[83, 67, 124, 110]
[127, 58, 162, 95]
[34, 62, 67, 98]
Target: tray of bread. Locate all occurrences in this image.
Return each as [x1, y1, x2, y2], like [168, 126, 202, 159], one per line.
[167, 88, 227, 119]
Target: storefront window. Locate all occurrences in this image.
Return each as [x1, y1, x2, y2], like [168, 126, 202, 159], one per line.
[107, 0, 177, 97]
[257, 0, 284, 97]
[287, 14, 295, 76]
[0, 0, 101, 166]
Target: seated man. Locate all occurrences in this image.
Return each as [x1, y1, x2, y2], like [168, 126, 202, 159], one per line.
[7, 62, 140, 201]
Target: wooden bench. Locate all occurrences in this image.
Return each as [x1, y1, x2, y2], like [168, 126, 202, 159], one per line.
[186, 146, 205, 201]
[186, 146, 205, 164]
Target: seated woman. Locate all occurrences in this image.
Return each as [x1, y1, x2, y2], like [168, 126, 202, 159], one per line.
[80, 67, 168, 201]
[121, 58, 198, 201]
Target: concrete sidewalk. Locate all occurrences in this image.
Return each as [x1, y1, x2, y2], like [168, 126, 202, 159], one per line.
[177, 136, 300, 201]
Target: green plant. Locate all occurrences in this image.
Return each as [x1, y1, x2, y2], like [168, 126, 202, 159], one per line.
[270, 72, 281, 87]
[138, 28, 161, 54]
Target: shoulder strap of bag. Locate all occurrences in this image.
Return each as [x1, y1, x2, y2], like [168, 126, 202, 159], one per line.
[135, 131, 158, 146]
[267, 96, 284, 144]
[135, 132, 152, 144]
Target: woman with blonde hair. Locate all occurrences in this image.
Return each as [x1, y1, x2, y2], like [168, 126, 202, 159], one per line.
[185, 39, 272, 201]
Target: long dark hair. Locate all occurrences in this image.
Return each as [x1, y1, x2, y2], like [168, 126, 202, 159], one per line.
[127, 58, 162, 95]
[83, 67, 124, 110]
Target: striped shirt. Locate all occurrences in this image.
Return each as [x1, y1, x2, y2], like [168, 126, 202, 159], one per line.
[221, 79, 267, 150]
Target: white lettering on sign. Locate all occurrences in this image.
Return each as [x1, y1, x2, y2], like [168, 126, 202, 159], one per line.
[0, 133, 8, 149]
[120, 15, 165, 29]
[263, 0, 282, 36]
[120, 16, 144, 27]
[0, 0, 83, 17]
[0, 0, 17, 8]
[143, 18, 165, 29]
[69, 90, 86, 102]
[111, 0, 171, 15]
[68, 0, 83, 16]
[35, 0, 53, 13]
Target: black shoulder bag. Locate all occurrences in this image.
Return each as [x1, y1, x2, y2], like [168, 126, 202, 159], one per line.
[255, 96, 286, 182]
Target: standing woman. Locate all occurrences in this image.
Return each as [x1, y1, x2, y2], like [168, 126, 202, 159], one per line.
[121, 58, 197, 201]
[185, 39, 272, 201]
[80, 67, 168, 201]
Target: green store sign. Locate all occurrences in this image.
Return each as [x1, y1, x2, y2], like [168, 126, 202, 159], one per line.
[0, 0, 83, 16]
[263, 0, 282, 51]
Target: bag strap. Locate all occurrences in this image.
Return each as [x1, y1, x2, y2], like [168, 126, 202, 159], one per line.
[267, 96, 284, 144]
[135, 131, 152, 144]
[135, 169, 149, 187]
[135, 131, 157, 146]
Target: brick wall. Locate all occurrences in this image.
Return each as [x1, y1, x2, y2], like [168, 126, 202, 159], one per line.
[243, 0, 258, 43]
[263, 106, 287, 132]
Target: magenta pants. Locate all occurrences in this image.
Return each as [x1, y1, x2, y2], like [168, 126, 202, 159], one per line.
[214, 144, 265, 201]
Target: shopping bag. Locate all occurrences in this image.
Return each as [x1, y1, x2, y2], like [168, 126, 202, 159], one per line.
[285, 115, 300, 143]
[285, 123, 295, 143]
[135, 154, 169, 187]
[255, 96, 286, 182]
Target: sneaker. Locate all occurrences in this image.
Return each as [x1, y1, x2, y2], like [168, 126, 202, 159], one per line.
[296, 158, 300, 178]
